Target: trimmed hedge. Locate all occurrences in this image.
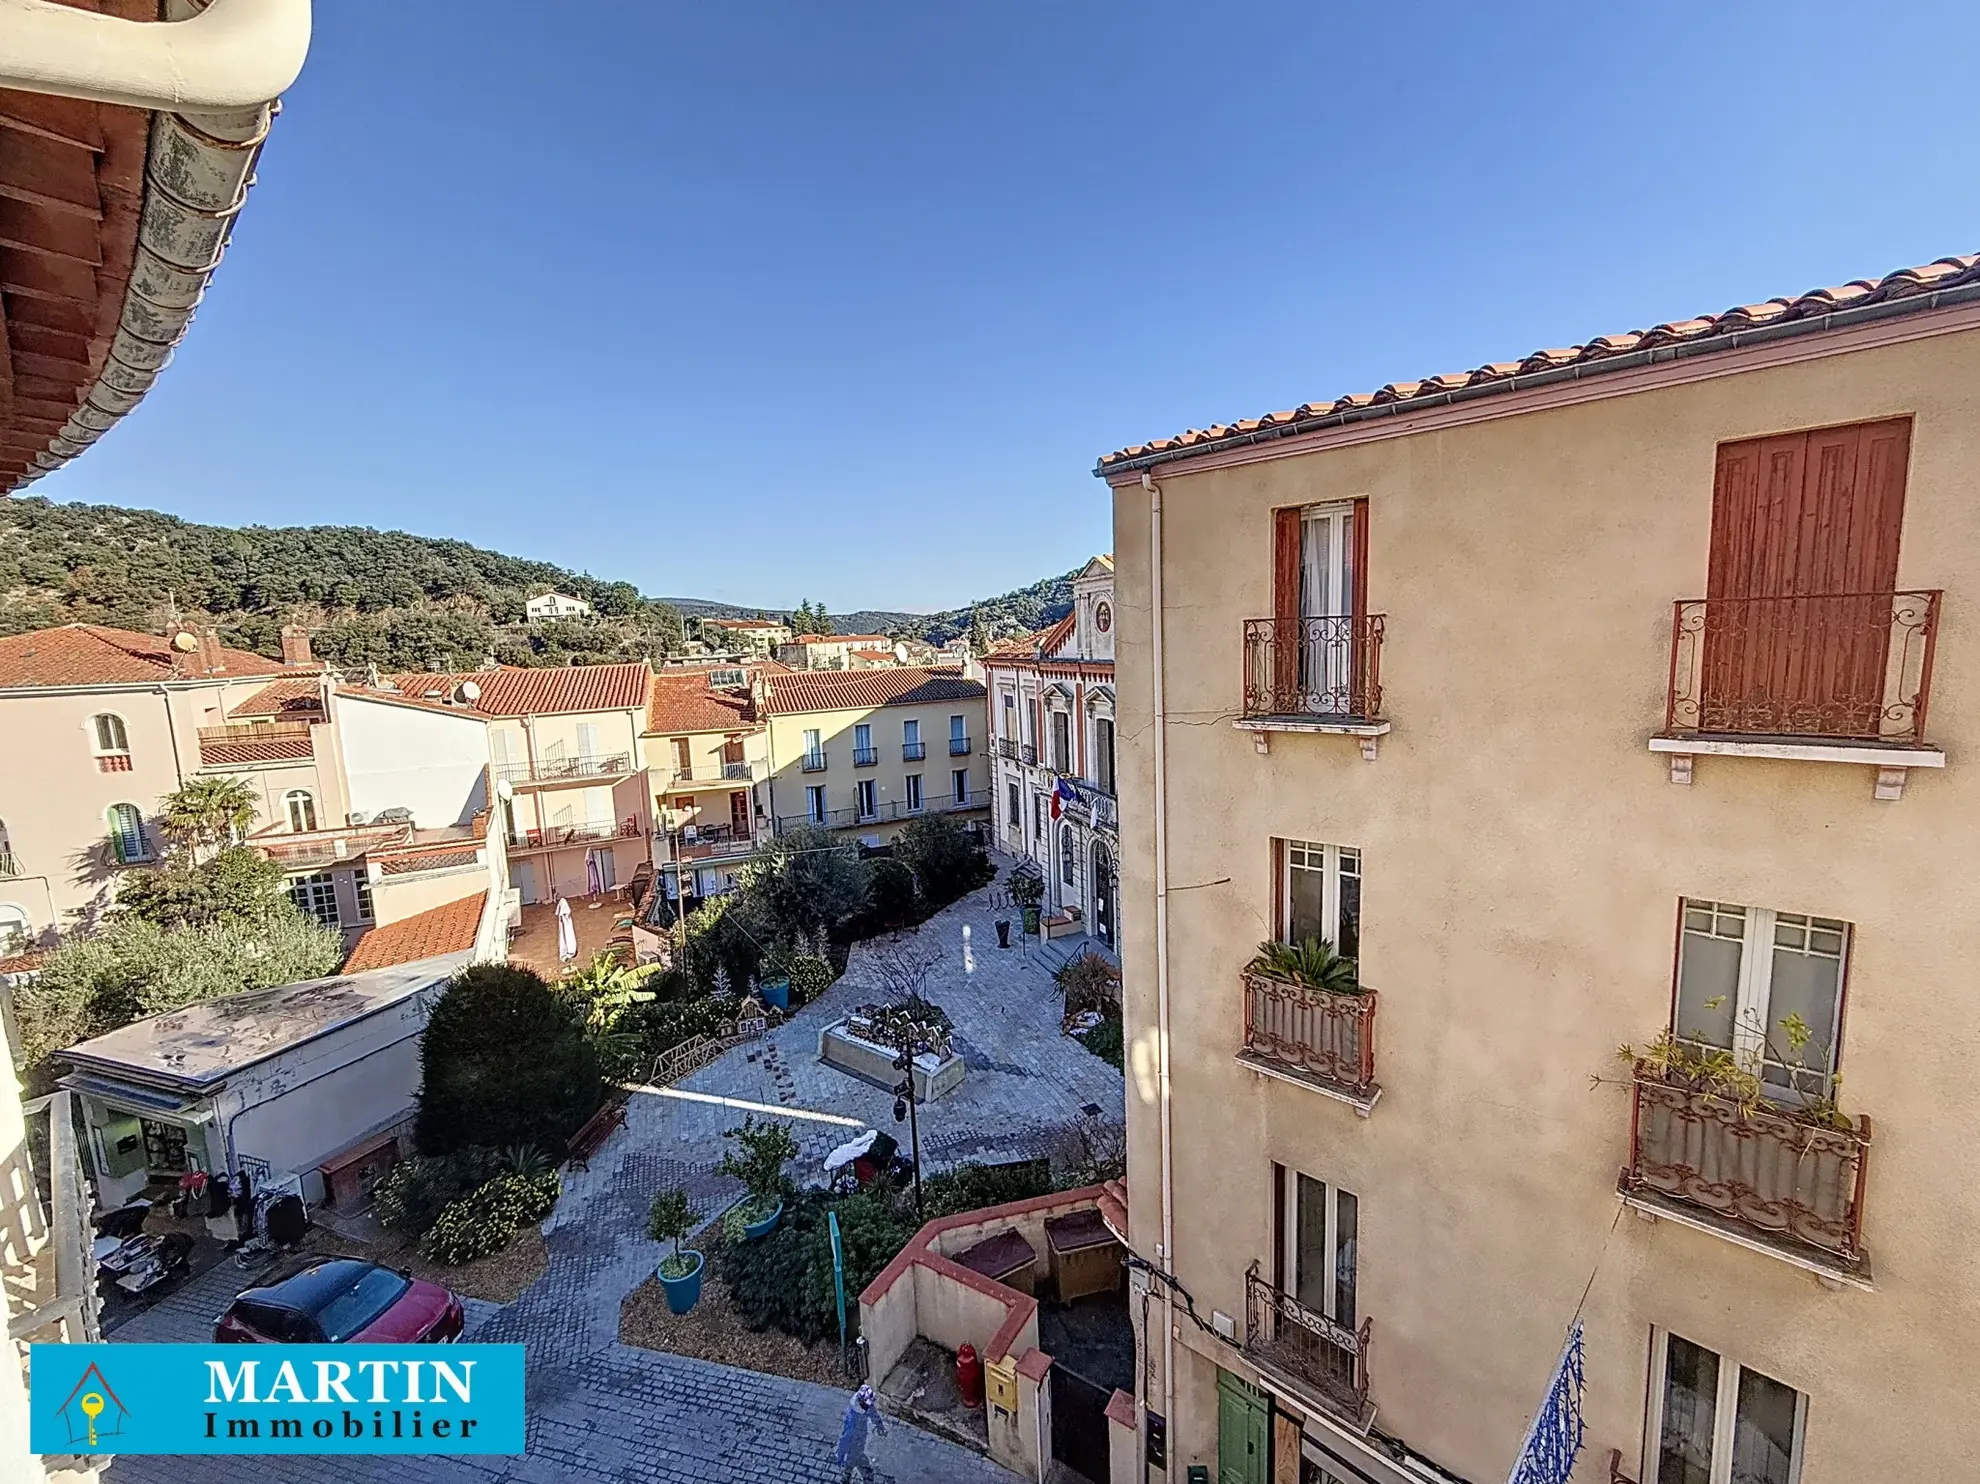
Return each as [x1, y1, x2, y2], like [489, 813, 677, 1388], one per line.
[418, 1171, 561, 1267]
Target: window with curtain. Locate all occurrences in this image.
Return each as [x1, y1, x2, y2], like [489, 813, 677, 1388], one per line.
[1282, 840, 1361, 963]
[285, 790, 317, 833]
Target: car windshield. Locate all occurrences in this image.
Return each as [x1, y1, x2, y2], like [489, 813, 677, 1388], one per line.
[309, 1264, 412, 1342]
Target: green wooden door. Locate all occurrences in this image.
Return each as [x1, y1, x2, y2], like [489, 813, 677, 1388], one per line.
[1217, 1369, 1271, 1484]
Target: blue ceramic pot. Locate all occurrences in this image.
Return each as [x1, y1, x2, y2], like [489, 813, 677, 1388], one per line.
[740, 1197, 784, 1242]
[657, 1250, 704, 1314]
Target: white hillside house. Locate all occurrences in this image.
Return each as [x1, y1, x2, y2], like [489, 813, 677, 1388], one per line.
[525, 591, 593, 622]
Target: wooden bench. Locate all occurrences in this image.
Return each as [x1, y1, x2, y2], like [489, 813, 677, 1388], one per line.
[565, 1099, 627, 1170]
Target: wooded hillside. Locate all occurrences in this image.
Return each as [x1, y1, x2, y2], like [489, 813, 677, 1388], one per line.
[1, 496, 1082, 667]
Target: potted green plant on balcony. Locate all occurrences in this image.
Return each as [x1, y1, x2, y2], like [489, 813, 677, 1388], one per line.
[718, 1115, 798, 1241]
[1615, 1013, 1853, 1133]
[1247, 937, 1364, 995]
[648, 1186, 704, 1313]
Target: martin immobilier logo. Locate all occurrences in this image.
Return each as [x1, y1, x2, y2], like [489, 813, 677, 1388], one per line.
[29, 1343, 527, 1455]
[202, 1356, 485, 1444]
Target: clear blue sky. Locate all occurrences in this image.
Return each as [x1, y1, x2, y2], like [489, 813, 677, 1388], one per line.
[34, 1, 1980, 613]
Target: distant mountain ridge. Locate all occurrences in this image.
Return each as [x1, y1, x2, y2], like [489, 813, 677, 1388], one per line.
[0, 496, 1077, 666]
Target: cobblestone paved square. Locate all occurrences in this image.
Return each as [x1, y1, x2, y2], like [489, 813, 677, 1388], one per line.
[101, 871, 1122, 1484]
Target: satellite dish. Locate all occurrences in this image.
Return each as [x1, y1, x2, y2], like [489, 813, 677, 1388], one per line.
[893, 642, 909, 664]
[170, 630, 199, 653]
[455, 680, 481, 704]
[495, 777, 514, 801]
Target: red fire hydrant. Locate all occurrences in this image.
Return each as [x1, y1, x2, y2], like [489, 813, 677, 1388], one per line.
[956, 1343, 984, 1409]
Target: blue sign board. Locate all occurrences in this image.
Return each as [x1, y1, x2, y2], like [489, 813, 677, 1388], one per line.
[30, 1344, 527, 1455]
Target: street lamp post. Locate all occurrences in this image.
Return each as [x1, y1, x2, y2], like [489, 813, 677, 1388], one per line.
[891, 1044, 925, 1220]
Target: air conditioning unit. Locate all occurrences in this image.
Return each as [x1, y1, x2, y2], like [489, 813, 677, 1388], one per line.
[347, 812, 370, 826]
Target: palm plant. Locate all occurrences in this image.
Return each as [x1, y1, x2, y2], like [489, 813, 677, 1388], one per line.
[1250, 937, 1362, 995]
[155, 777, 259, 860]
[560, 953, 662, 1031]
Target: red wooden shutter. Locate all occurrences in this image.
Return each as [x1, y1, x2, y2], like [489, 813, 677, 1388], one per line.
[1272, 508, 1303, 620]
[1350, 498, 1370, 625]
[1351, 498, 1372, 717]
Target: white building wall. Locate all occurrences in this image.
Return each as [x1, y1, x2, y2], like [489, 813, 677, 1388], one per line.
[334, 695, 490, 828]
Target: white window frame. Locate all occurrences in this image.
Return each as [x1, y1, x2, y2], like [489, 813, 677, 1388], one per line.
[352, 871, 375, 924]
[1644, 1329, 1807, 1484]
[1001, 692, 1017, 739]
[288, 871, 339, 929]
[953, 769, 970, 806]
[1676, 900, 1848, 1101]
[285, 790, 317, 834]
[902, 718, 920, 746]
[854, 722, 873, 753]
[91, 712, 130, 756]
[802, 728, 823, 766]
[949, 713, 966, 744]
[1007, 781, 1021, 832]
[1281, 841, 1360, 949]
[1034, 794, 1047, 842]
[1275, 1164, 1358, 1327]
[0, 902, 29, 953]
[806, 785, 827, 824]
[855, 779, 877, 820]
[904, 774, 924, 813]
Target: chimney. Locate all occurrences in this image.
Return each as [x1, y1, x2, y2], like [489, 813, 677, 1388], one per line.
[196, 627, 225, 676]
[280, 624, 314, 667]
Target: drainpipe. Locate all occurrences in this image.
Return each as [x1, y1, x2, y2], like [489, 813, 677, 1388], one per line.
[1141, 468, 1177, 1451]
[154, 684, 185, 788]
[0, 0, 311, 111]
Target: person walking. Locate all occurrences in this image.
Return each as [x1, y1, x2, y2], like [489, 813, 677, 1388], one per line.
[835, 1384, 888, 1483]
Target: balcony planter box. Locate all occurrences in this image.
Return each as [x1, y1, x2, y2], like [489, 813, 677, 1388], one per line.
[1619, 1067, 1871, 1276]
[818, 1019, 966, 1102]
[657, 1250, 705, 1314]
[1238, 965, 1378, 1107]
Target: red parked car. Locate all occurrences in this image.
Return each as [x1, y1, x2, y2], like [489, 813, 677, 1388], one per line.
[214, 1257, 464, 1344]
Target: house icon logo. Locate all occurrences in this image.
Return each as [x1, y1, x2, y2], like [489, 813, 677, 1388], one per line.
[54, 1360, 129, 1449]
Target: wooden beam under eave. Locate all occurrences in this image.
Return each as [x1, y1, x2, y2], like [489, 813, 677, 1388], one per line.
[10, 321, 90, 364]
[0, 248, 96, 305]
[10, 350, 88, 384]
[0, 92, 103, 154]
[5, 293, 94, 337]
[0, 199, 100, 265]
[0, 141, 103, 221]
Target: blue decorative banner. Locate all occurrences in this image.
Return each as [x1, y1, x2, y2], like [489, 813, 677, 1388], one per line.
[29, 1344, 527, 1455]
[1506, 1321, 1585, 1484]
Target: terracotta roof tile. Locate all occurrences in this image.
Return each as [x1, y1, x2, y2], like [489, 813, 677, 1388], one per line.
[341, 894, 485, 973]
[197, 733, 315, 767]
[383, 663, 650, 717]
[1098, 252, 1980, 471]
[229, 677, 324, 719]
[645, 672, 757, 735]
[0, 625, 307, 689]
[763, 666, 985, 715]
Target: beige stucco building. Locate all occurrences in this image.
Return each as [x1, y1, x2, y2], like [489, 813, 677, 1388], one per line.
[985, 556, 1121, 948]
[1097, 255, 1980, 1484]
[0, 623, 323, 949]
[762, 666, 991, 845]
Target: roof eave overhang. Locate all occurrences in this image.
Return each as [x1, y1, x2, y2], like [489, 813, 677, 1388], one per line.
[1095, 282, 1980, 484]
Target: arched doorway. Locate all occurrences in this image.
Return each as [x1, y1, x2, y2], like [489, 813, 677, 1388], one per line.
[1092, 843, 1115, 949]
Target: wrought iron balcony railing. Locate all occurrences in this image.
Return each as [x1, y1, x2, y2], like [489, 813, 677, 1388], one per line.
[1244, 1262, 1374, 1431]
[506, 818, 643, 852]
[494, 752, 635, 787]
[1663, 590, 1942, 744]
[666, 824, 756, 862]
[1238, 965, 1378, 1105]
[1240, 614, 1386, 722]
[1618, 1068, 1871, 1275]
[902, 741, 926, 761]
[996, 737, 1021, 761]
[1021, 743, 1038, 766]
[949, 736, 971, 756]
[853, 747, 880, 767]
[800, 751, 828, 773]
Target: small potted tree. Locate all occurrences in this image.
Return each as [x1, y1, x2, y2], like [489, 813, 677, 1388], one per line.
[648, 1187, 704, 1314]
[718, 1116, 798, 1241]
[1008, 864, 1045, 940]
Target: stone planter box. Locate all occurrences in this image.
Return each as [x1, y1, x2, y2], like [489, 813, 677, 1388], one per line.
[819, 1019, 966, 1102]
